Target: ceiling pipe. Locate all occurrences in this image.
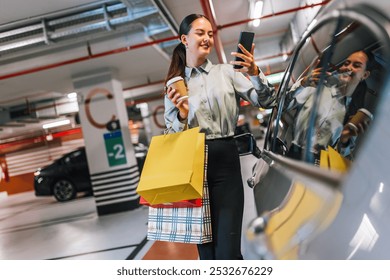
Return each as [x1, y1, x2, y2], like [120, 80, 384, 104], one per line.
[0, 91, 66, 105]
[0, 35, 178, 81]
[0, 1, 330, 81]
[257, 50, 293, 62]
[223, 28, 288, 46]
[123, 79, 164, 92]
[199, 0, 227, 63]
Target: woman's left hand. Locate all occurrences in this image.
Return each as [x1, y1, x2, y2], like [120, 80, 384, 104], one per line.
[166, 86, 189, 120]
[230, 43, 259, 76]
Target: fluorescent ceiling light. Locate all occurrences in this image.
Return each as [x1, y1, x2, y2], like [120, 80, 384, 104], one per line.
[42, 119, 70, 129]
[250, 0, 263, 27]
[67, 92, 77, 99]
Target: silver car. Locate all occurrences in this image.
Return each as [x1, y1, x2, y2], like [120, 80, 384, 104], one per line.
[245, 0, 390, 259]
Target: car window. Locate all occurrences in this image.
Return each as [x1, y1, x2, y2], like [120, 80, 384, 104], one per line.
[63, 150, 85, 165]
[265, 8, 389, 172]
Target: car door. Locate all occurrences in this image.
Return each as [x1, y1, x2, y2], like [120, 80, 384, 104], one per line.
[246, 3, 390, 260]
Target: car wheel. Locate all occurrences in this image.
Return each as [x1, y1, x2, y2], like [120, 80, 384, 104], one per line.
[52, 179, 76, 202]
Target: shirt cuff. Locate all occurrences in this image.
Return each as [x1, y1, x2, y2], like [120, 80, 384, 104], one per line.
[249, 68, 269, 91]
[172, 118, 187, 132]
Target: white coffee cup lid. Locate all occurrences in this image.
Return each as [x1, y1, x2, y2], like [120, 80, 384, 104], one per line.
[358, 108, 374, 120]
[166, 76, 183, 86]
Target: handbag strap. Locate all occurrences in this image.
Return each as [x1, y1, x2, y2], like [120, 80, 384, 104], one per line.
[164, 122, 189, 135]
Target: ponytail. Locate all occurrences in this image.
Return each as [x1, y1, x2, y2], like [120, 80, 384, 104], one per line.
[165, 43, 186, 85]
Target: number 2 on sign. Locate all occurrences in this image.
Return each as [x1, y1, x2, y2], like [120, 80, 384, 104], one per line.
[113, 144, 125, 159]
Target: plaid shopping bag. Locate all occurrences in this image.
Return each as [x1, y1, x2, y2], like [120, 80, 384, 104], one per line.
[146, 145, 211, 244]
[146, 182, 212, 244]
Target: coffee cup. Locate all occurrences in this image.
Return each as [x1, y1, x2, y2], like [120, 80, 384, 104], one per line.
[166, 76, 188, 102]
[346, 108, 374, 135]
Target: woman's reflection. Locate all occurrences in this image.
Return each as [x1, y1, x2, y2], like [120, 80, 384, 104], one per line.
[283, 50, 374, 161]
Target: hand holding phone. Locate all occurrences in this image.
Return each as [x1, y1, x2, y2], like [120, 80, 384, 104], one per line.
[233, 31, 255, 69]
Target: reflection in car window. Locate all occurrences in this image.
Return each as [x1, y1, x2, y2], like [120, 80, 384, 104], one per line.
[266, 15, 387, 169]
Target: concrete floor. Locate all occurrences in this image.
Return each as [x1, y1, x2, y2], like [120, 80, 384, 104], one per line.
[0, 154, 260, 260]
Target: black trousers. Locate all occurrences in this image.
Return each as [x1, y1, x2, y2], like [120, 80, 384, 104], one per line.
[197, 137, 244, 260]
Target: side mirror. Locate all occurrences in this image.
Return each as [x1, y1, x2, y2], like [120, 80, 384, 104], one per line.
[234, 133, 261, 158]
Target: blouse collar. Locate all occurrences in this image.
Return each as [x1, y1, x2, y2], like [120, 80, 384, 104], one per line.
[185, 59, 212, 78]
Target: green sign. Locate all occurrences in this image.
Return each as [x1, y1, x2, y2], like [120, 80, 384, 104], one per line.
[103, 130, 127, 167]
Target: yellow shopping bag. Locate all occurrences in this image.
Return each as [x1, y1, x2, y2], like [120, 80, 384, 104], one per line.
[319, 146, 351, 172]
[136, 127, 205, 205]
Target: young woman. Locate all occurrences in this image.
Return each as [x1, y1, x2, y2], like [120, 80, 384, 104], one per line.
[164, 14, 275, 260]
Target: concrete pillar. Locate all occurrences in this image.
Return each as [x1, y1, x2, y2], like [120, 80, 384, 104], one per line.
[73, 68, 140, 215]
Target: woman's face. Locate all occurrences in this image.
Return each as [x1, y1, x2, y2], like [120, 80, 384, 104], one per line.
[181, 18, 214, 60]
[338, 51, 370, 89]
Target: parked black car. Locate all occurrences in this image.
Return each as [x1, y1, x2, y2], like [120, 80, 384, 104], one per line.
[34, 144, 147, 202]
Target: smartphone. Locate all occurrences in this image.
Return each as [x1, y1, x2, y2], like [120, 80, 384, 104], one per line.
[233, 31, 255, 69]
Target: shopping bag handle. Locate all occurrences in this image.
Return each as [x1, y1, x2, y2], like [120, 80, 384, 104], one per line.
[164, 122, 189, 135]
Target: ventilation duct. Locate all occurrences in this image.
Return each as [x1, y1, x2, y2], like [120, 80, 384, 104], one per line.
[0, 0, 176, 61]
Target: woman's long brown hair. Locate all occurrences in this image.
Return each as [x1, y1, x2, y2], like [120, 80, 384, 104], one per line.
[164, 14, 209, 88]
